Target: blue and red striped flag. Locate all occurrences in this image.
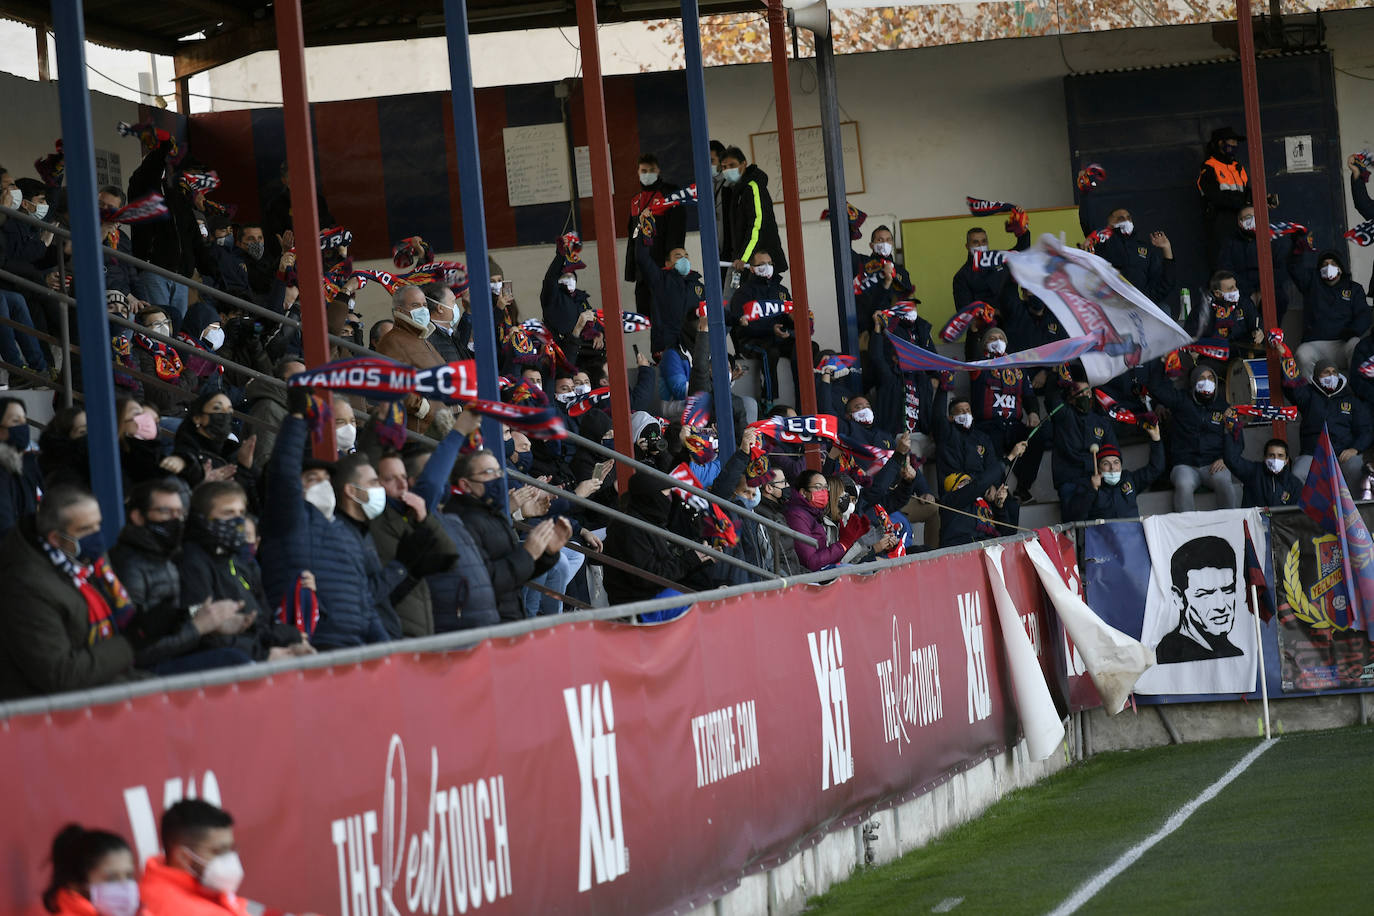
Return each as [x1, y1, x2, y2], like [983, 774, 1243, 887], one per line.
[888, 327, 1104, 375]
[1297, 426, 1374, 634]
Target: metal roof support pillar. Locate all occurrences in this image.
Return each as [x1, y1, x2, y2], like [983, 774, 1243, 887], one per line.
[51, 0, 123, 534]
[679, 0, 736, 450]
[808, 12, 858, 356]
[443, 0, 506, 478]
[574, 0, 635, 483]
[273, 0, 335, 459]
[768, 0, 820, 466]
[1236, 0, 1286, 438]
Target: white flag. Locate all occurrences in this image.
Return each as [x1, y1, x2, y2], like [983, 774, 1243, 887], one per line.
[1024, 538, 1155, 714]
[1008, 234, 1191, 386]
[983, 545, 1065, 761]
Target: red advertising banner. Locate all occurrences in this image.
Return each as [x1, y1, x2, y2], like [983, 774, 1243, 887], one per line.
[0, 538, 1083, 916]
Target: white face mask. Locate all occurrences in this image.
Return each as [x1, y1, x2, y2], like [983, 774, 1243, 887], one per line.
[193, 850, 245, 895]
[638, 171, 659, 187]
[490, 280, 502, 294]
[408, 306, 430, 328]
[88, 879, 140, 916]
[1101, 470, 1123, 486]
[953, 413, 973, 429]
[34, 202, 50, 220]
[354, 484, 387, 520]
[335, 422, 357, 453]
[1320, 264, 1340, 281]
[1319, 373, 1341, 391]
[3, 188, 20, 208]
[555, 390, 578, 405]
[722, 167, 741, 184]
[851, 407, 874, 425]
[873, 241, 893, 257]
[559, 275, 577, 292]
[202, 326, 225, 351]
[1240, 216, 1256, 231]
[752, 263, 773, 279]
[1113, 220, 1134, 235]
[573, 383, 591, 397]
[1220, 289, 1240, 303]
[986, 339, 1007, 356]
[1194, 378, 1216, 396]
[305, 480, 336, 519]
[1265, 457, 1287, 474]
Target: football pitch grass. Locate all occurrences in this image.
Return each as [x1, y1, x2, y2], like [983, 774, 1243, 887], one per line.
[805, 725, 1374, 915]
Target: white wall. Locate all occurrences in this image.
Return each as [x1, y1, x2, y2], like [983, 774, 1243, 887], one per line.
[0, 71, 149, 192]
[1331, 15, 1374, 289]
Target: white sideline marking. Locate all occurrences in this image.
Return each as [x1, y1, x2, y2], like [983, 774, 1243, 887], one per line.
[1045, 739, 1277, 916]
[931, 897, 964, 912]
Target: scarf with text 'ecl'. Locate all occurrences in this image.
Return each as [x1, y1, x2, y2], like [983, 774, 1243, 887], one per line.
[748, 414, 841, 446]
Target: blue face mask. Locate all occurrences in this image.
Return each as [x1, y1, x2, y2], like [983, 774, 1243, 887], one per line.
[480, 474, 508, 509]
[3, 423, 31, 452]
[674, 257, 691, 276]
[723, 167, 742, 184]
[63, 529, 106, 561]
[739, 490, 761, 510]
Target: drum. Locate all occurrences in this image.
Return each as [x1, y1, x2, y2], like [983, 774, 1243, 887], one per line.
[1227, 357, 1271, 413]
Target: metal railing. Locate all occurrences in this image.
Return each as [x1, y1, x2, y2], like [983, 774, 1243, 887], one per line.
[0, 205, 376, 358]
[0, 526, 1047, 721]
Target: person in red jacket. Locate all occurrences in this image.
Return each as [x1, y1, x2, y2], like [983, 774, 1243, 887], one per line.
[140, 799, 251, 916]
[42, 824, 140, 916]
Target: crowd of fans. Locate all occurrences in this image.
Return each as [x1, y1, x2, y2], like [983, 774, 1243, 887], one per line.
[0, 124, 1372, 709]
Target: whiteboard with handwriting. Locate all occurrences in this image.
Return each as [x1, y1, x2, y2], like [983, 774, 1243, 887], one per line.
[749, 121, 864, 203]
[503, 123, 571, 207]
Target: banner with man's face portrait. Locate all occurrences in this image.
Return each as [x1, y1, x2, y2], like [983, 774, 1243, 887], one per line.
[1131, 509, 1262, 695]
[1269, 507, 1374, 691]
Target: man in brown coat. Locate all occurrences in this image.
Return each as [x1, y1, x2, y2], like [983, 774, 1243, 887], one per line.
[377, 285, 447, 433]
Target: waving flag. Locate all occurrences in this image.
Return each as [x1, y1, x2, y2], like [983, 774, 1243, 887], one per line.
[100, 192, 168, 225]
[1296, 426, 1374, 634]
[1008, 234, 1191, 386]
[940, 300, 995, 342]
[888, 327, 1105, 375]
[1345, 219, 1374, 248]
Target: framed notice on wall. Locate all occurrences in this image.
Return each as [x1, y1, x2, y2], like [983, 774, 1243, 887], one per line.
[749, 121, 864, 203]
[503, 123, 571, 207]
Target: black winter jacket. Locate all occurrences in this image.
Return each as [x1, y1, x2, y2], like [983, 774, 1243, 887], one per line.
[450, 492, 557, 623]
[178, 537, 303, 660]
[722, 165, 787, 272]
[1288, 248, 1370, 342]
